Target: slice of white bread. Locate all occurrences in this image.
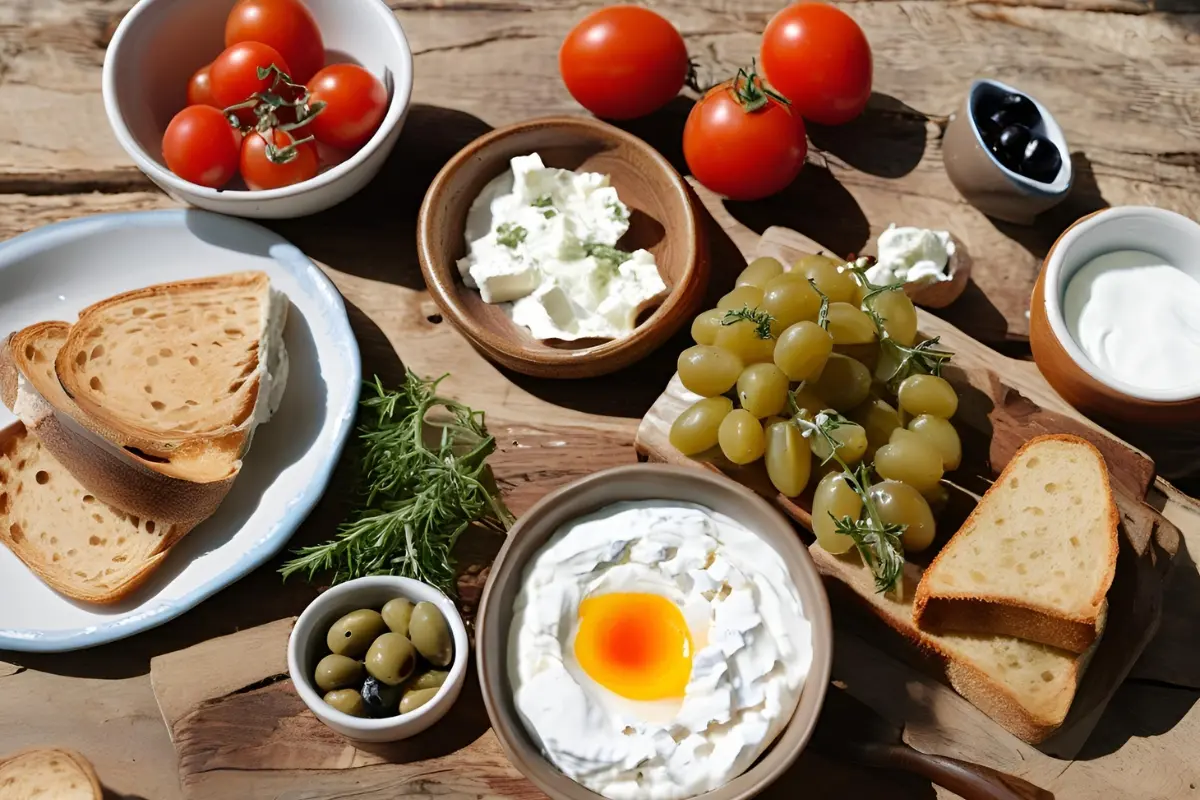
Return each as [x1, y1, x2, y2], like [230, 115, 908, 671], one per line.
[811, 545, 1101, 744]
[0, 747, 101, 800]
[914, 435, 1118, 653]
[1, 323, 233, 528]
[53, 271, 288, 461]
[0, 421, 190, 604]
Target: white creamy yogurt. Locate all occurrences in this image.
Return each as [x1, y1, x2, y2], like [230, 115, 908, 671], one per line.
[457, 154, 667, 341]
[508, 500, 811, 800]
[1063, 249, 1200, 393]
[866, 224, 955, 286]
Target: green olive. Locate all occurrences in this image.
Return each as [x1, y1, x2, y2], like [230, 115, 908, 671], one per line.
[811, 354, 872, 412]
[382, 598, 415, 636]
[314, 653, 365, 693]
[399, 687, 442, 715]
[406, 670, 450, 692]
[365, 632, 418, 686]
[409, 602, 454, 667]
[324, 688, 367, 717]
[326, 609, 388, 658]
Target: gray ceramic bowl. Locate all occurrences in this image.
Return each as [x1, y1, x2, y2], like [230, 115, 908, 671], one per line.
[942, 79, 1072, 225]
[476, 464, 833, 800]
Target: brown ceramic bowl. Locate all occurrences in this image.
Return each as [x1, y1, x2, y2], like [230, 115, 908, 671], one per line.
[942, 79, 1072, 225]
[1031, 205, 1200, 425]
[418, 117, 708, 379]
[476, 464, 833, 800]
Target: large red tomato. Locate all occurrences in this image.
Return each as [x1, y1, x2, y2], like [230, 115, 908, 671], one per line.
[225, 0, 325, 84]
[760, 3, 872, 126]
[209, 42, 292, 109]
[306, 64, 388, 150]
[162, 106, 242, 188]
[683, 69, 807, 201]
[559, 6, 689, 120]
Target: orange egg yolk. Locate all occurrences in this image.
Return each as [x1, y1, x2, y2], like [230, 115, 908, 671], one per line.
[574, 592, 693, 701]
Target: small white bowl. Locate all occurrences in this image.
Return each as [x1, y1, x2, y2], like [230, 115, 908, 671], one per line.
[102, 0, 413, 218]
[287, 576, 470, 742]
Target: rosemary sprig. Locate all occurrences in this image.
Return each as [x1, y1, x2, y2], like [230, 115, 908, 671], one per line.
[280, 372, 514, 594]
[808, 279, 831, 330]
[722, 305, 775, 340]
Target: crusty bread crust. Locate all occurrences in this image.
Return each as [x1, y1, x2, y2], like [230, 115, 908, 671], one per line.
[913, 434, 1119, 654]
[0, 747, 103, 800]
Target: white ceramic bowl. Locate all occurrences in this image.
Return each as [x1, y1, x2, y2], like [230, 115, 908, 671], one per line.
[103, 0, 413, 218]
[287, 576, 470, 742]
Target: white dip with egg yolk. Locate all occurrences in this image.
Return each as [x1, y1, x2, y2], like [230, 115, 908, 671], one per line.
[866, 224, 955, 286]
[508, 500, 811, 800]
[457, 154, 667, 342]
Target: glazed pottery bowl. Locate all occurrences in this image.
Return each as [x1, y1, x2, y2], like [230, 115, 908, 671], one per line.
[103, 0, 413, 218]
[942, 79, 1072, 225]
[1030, 205, 1200, 424]
[288, 576, 469, 742]
[476, 464, 833, 800]
[417, 116, 709, 379]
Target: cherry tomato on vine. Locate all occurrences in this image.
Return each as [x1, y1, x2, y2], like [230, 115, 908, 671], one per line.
[209, 42, 292, 110]
[306, 64, 388, 150]
[760, 3, 872, 126]
[187, 64, 216, 107]
[240, 128, 319, 190]
[683, 67, 807, 201]
[162, 106, 242, 188]
[225, 0, 325, 84]
[559, 5, 689, 120]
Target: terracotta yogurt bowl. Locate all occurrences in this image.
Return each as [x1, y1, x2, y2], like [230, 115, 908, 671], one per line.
[417, 116, 709, 379]
[476, 464, 833, 800]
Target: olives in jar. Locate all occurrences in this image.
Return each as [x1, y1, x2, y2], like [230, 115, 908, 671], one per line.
[407, 670, 450, 692]
[315, 653, 365, 693]
[365, 632, 418, 686]
[897, 374, 958, 419]
[735, 256, 784, 289]
[869, 480, 936, 552]
[409, 602, 454, 667]
[400, 687, 442, 715]
[326, 609, 388, 658]
[812, 472, 861, 554]
[361, 675, 402, 718]
[324, 688, 366, 717]
[382, 597, 415, 637]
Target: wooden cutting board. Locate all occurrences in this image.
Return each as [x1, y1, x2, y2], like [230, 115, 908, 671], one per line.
[635, 225, 1192, 754]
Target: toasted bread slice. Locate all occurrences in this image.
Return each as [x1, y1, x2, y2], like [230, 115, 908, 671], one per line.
[0, 747, 102, 800]
[0, 422, 190, 604]
[812, 546, 1101, 744]
[0, 323, 234, 527]
[54, 271, 288, 461]
[914, 435, 1118, 653]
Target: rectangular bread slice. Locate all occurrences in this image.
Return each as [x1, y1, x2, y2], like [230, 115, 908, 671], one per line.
[913, 435, 1118, 654]
[0, 421, 191, 604]
[812, 545, 1101, 744]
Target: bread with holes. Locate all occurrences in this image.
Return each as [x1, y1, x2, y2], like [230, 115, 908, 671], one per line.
[913, 435, 1118, 654]
[0, 422, 190, 604]
[53, 271, 289, 461]
[0, 747, 102, 800]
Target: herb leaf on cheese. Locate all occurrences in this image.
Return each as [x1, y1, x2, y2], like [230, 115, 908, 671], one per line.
[584, 243, 633, 265]
[496, 222, 528, 248]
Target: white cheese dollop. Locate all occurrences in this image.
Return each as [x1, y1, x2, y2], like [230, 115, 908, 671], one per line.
[866, 224, 955, 286]
[457, 154, 667, 341]
[508, 500, 812, 800]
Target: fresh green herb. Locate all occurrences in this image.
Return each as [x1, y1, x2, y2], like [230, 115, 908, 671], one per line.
[542, 209, 557, 219]
[607, 199, 628, 224]
[280, 372, 514, 594]
[808, 279, 831, 330]
[721, 305, 775, 340]
[531, 194, 554, 208]
[496, 223, 527, 248]
[584, 242, 633, 265]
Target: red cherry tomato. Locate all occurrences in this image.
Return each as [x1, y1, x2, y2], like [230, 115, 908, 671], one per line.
[559, 6, 689, 120]
[305, 64, 388, 150]
[240, 128, 319, 190]
[760, 2, 872, 126]
[187, 64, 216, 107]
[209, 42, 292, 109]
[225, 0, 325, 83]
[683, 70, 807, 201]
[162, 106, 242, 188]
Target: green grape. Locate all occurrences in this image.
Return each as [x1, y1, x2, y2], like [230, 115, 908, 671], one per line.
[713, 319, 776, 364]
[826, 302, 877, 345]
[669, 396, 734, 455]
[717, 285, 765, 311]
[810, 420, 868, 466]
[762, 274, 821, 331]
[690, 309, 725, 345]
[869, 480, 936, 552]
[797, 254, 857, 303]
[907, 414, 962, 470]
[735, 257, 784, 289]
[789, 385, 825, 418]
[765, 420, 812, 497]
[812, 472, 861, 554]
[678, 345, 742, 397]
[718, 409, 765, 464]
[875, 428, 944, 493]
[811, 354, 871, 411]
[773, 321, 832, 381]
[897, 374, 958, 418]
[849, 397, 901, 460]
[737, 363, 789, 418]
[870, 288, 918, 347]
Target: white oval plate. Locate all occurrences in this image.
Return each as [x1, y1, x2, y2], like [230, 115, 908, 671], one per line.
[0, 210, 359, 652]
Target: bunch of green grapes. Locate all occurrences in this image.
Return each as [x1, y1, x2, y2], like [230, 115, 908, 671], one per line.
[669, 254, 960, 559]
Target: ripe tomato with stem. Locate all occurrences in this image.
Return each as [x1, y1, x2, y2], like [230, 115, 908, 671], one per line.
[240, 128, 319, 190]
[305, 64, 388, 150]
[162, 105, 242, 188]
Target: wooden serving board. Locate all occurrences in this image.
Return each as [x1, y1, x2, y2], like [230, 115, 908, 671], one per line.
[636, 226, 1192, 756]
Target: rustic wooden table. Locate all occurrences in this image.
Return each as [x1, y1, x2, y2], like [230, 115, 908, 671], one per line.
[2, 1, 1199, 798]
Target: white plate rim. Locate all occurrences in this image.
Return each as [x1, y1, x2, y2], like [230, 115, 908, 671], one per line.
[0, 209, 360, 652]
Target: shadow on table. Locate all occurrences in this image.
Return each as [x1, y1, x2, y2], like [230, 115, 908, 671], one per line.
[103, 789, 150, 800]
[807, 91, 928, 179]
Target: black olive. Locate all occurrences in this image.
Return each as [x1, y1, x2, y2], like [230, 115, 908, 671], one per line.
[991, 124, 1031, 171]
[360, 675, 401, 718]
[1021, 135, 1063, 183]
[998, 92, 1040, 128]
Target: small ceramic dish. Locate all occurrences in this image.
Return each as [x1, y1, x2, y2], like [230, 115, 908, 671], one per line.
[476, 463, 833, 800]
[417, 116, 709, 379]
[942, 79, 1072, 225]
[103, 0, 413, 219]
[859, 233, 972, 309]
[1031, 205, 1200, 425]
[288, 576, 470, 742]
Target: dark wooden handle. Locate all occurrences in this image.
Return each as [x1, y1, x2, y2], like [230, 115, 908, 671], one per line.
[855, 742, 1054, 800]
